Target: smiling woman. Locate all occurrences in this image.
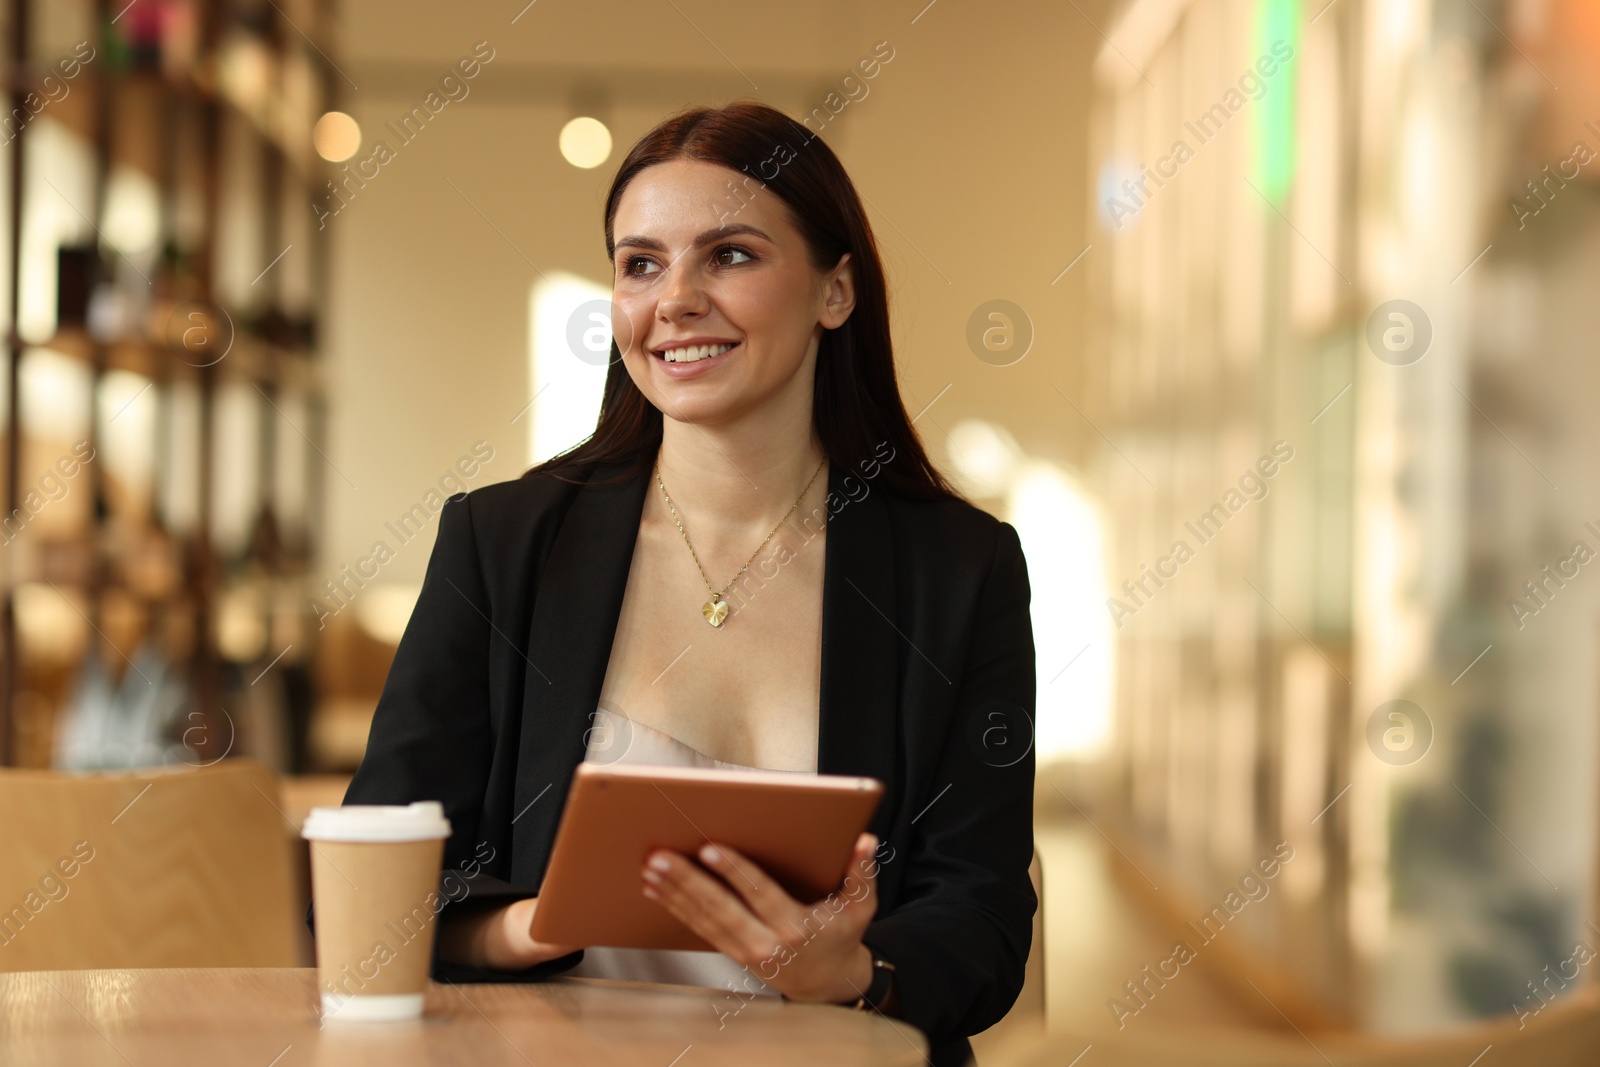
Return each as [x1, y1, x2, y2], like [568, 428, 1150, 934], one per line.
[331, 101, 1038, 1067]
[532, 102, 956, 503]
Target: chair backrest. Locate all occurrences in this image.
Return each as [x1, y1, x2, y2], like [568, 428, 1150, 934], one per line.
[0, 759, 300, 971]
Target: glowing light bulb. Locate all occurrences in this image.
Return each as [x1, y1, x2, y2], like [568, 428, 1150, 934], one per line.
[560, 117, 612, 169]
[313, 111, 361, 162]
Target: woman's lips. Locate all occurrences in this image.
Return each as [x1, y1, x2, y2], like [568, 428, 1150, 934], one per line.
[652, 342, 740, 378]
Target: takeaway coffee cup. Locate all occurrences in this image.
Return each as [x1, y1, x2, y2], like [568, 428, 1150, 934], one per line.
[302, 801, 452, 1021]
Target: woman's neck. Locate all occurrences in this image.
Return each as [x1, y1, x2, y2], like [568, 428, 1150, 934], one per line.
[653, 411, 828, 538]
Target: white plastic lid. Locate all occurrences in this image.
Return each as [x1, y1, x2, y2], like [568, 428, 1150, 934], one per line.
[302, 801, 452, 842]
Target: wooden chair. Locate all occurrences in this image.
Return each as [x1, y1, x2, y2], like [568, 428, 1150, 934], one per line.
[969, 846, 1047, 1061]
[0, 759, 301, 970]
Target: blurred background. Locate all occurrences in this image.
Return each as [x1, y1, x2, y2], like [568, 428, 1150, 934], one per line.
[2, 0, 1599, 1059]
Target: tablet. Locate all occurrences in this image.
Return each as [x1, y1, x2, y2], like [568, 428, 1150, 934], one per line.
[529, 762, 884, 951]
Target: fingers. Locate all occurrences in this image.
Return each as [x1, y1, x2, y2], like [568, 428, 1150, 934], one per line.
[640, 839, 888, 1003]
[639, 837, 884, 981]
[842, 833, 879, 909]
[643, 849, 777, 961]
[693, 842, 797, 927]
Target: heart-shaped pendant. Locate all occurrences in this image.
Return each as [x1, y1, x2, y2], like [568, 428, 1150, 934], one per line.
[702, 599, 729, 627]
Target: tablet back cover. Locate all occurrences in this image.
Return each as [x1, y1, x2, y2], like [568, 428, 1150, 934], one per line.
[531, 765, 883, 951]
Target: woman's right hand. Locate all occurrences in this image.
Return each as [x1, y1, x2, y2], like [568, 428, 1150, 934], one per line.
[439, 896, 582, 970]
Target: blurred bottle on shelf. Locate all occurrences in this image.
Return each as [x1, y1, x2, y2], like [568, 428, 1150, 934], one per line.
[101, 0, 202, 78]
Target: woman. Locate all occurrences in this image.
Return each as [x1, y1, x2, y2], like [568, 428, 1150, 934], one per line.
[335, 101, 1036, 1067]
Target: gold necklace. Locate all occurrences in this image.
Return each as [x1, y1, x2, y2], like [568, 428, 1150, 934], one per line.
[654, 456, 827, 627]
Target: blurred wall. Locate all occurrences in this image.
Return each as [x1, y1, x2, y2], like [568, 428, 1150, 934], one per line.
[321, 0, 1104, 597]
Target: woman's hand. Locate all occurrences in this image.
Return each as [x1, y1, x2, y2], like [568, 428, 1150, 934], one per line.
[642, 832, 883, 1005]
[437, 896, 581, 971]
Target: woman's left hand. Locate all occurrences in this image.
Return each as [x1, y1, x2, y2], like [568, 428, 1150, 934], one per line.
[642, 832, 880, 1004]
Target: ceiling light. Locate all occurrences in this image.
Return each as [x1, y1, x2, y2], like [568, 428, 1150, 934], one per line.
[560, 116, 612, 169]
[313, 111, 361, 162]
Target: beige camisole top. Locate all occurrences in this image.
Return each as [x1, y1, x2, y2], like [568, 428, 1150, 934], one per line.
[560, 702, 816, 996]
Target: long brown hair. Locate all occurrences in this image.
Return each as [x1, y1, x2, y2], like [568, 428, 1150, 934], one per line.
[523, 100, 961, 503]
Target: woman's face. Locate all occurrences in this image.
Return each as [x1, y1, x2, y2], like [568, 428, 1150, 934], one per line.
[610, 158, 853, 430]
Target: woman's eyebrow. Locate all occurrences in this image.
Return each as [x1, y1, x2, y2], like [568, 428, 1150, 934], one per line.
[613, 223, 773, 254]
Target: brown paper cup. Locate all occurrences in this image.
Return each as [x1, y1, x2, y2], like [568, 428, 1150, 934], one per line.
[303, 802, 452, 1021]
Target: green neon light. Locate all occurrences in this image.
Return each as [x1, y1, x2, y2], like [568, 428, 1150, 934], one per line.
[1253, 0, 1300, 205]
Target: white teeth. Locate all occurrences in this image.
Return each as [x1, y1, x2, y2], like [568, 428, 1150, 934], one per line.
[660, 342, 735, 363]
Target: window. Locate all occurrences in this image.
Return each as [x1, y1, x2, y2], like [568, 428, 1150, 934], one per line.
[528, 272, 612, 466]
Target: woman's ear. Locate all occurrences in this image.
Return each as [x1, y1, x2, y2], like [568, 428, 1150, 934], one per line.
[818, 252, 856, 330]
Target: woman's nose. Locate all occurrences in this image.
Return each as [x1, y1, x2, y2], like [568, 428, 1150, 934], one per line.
[656, 256, 710, 318]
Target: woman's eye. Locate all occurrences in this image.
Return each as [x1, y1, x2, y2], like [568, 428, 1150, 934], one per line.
[622, 256, 659, 277]
[713, 245, 753, 267]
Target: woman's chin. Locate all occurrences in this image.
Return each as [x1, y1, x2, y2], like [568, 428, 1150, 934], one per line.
[643, 369, 749, 420]
[655, 393, 743, 426]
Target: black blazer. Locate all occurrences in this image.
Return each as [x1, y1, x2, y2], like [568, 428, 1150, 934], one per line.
[323, 455, 1038, 1067]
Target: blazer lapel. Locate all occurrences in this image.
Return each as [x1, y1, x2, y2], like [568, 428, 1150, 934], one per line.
[511, 456, 903, 886]
[816, 463, 902, 834]
[513, 461, 650, 886]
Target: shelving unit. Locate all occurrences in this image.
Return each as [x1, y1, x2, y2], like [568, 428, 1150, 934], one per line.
[0, 0, 337, 770]
[1082, 0, 1356, 1026]
[1084, 0, 1600, 1037]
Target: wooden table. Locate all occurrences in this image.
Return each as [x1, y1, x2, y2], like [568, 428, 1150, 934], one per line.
[0, 968, 929, 1066]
